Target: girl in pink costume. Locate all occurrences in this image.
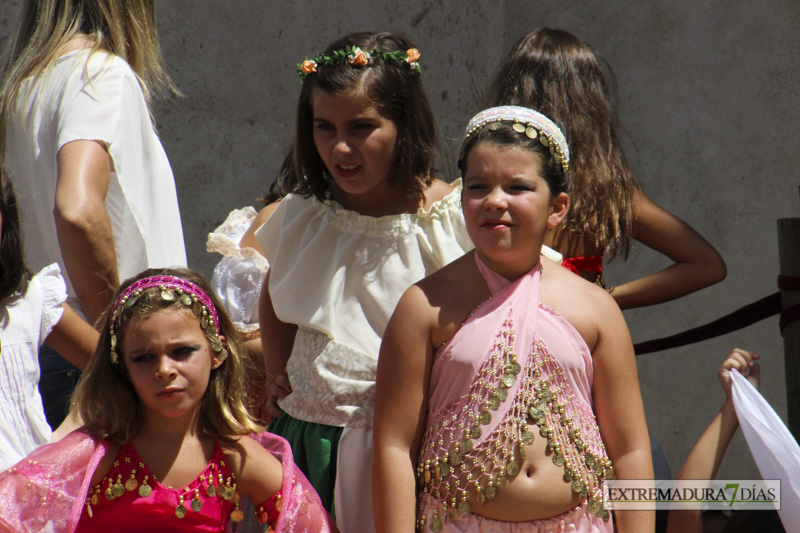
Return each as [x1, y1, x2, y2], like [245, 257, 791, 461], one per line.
[0, 268, 335, 533]
[374, 107, 653, 532]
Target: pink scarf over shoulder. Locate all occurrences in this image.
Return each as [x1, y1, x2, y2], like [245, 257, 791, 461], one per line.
[0, 429, 336, 533]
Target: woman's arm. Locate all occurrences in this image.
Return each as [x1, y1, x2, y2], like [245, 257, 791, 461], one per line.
[55, 139, 117, 324]
[612, 190, 726, 309]
[44, 303, 99, 371]
[258, 270, 297, 422]
[591, 291, 654, 532]
[666, 349, 760, 533]
[373, 286, 436, 533]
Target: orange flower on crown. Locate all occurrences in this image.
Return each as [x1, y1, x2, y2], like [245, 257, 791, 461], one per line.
[348, 47, 370, 67]
[300, 60, 317, 75]
[406, 48, 421, 63]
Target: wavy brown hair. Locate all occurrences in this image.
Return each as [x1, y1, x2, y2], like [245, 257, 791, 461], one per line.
[72, 267, 263, 443]
[486, 28, 637, 259]
[292, 31, 437, 206]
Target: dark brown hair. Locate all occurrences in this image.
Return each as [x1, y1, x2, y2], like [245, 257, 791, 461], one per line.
[486, 28, 637, 259]
[291, 32, 437, 205]
[0, 165, 33, 301]
[459, 124, 568, 197]
[72, 267, 263, 443]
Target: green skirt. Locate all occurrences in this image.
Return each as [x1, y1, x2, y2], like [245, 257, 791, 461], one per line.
[268, 413, 343, 519]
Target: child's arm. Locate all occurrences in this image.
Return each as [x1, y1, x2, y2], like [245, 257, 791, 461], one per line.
[228, 437, 284, 506]
[373, 286, 436, 533]
[258, 270, 297, 422]
[239, 202, 280, 257]
[590, 291, 654, 532]
[44, 303, 99, 371]
[666, 349, 760, 533]
[611, 190, 726, 309]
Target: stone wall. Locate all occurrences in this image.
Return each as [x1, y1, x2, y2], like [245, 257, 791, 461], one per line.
[3, 0, 798, 482]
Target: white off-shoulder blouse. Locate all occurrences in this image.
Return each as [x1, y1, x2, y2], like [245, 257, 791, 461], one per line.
[255, 182, 473, 428]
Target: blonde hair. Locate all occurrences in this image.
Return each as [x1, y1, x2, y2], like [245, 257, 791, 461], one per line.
[0, 0, 180, 152]
[72, 268, 264, 443]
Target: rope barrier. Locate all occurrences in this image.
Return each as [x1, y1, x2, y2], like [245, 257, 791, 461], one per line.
[633, 275, 800, 355]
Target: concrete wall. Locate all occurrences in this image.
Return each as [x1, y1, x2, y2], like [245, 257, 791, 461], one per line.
[3, 0, 798, 482]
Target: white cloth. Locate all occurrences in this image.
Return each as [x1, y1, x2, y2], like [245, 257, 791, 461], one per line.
[334, 427, 375, 533]
[5, 49, 186, 317]
[255, 181, 473, 429]
[207, 207, 269, 338]
[0, 264, 66, 471]
[731, 369, 800, 531]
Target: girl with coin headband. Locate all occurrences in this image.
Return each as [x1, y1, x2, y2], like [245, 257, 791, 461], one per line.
[0, 268, 335, 532]
[374, 107, 653, 532]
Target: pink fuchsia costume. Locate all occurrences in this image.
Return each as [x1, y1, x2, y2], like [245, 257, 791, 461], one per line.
[76, 441, 279, 531]
[0, 429, 336, 533]
[416, 254, 614, 532]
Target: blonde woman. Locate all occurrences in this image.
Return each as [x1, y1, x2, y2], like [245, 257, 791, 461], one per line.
[0, 0, 186, 428]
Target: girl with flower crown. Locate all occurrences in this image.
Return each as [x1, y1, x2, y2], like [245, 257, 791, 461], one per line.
[486, 28, 726, 309]
[254, 32, 472, 532]
[0, 267, 335, 533]
[373, 107, 653, 532]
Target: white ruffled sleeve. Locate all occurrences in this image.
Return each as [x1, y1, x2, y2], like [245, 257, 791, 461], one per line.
[207, 208, 270, 338]
[35, 264, 67, 342]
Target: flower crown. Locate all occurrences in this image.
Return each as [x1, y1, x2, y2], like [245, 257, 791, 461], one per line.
[297, 45, 421, 82]
[109, 275, 227, 365]
[460, 106, 570, 174]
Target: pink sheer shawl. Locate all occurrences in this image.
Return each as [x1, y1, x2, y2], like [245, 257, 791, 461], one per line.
[0, 429, 336, 533]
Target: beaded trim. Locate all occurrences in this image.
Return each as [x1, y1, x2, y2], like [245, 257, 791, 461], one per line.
[460, 106, 570, 174]
[416, 308, 613, 532]
[298, 45, 421, 82]
[109, 276, 227, 364]
[84, 449, 245, 522]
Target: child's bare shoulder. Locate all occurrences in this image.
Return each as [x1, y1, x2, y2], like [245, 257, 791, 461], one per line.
[221, 436, 283, 501]
[540, 263, 622, 349]
[89, 441, 120, 486]
[421, 178, 455, 207]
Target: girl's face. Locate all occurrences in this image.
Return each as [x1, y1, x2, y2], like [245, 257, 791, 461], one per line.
[121, 308, 223, 424]
[462, 142, 568, 279]
[311, 87, 399, 210]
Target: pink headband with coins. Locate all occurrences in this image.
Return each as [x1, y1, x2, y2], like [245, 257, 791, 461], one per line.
[109, 275, 226, 364]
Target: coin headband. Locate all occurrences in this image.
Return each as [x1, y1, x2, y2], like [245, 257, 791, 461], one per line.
[460, 105, 570, 173]
[109, 276, 225, 364]
[297, 45, 421, 82]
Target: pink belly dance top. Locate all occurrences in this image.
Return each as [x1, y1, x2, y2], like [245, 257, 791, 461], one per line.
[416, 254, 614, 532]
[76, 441, 279, 532]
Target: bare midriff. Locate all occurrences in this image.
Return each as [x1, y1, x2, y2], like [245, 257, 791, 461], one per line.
[465, 421, 584, 522]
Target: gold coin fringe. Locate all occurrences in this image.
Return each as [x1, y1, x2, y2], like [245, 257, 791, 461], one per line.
[110, 286, 228, 364]
[84, 456, 244, 523]
[459, 119, 569, 174]
[416, 310, 613, 532]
